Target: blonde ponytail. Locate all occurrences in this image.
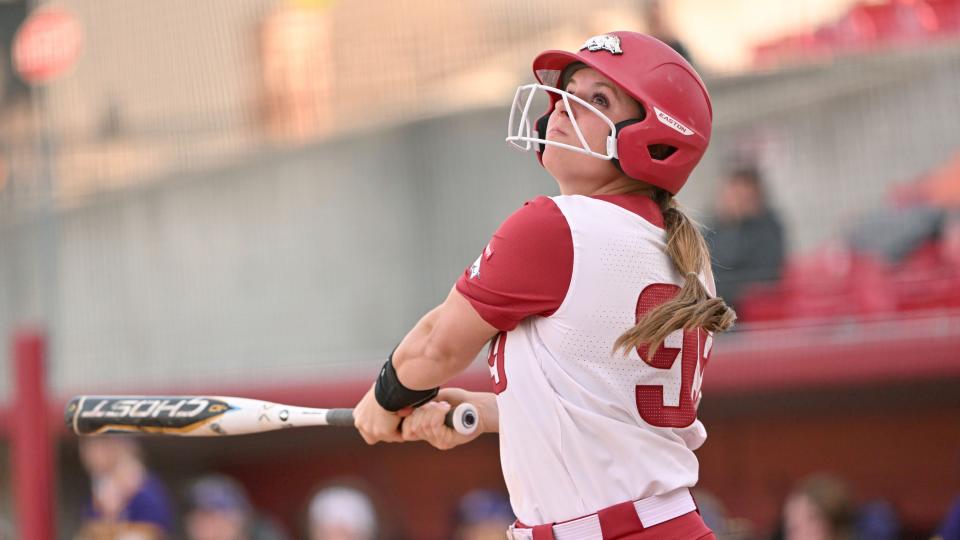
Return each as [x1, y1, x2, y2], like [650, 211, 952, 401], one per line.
[614, 189, 737, 358]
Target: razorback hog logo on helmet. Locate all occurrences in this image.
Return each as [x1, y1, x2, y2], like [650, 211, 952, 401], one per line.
[580, 34, 623, 55]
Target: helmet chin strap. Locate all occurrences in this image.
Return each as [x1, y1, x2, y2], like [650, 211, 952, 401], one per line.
[535, 113, 550, 154]
[611, 118, 643, 177]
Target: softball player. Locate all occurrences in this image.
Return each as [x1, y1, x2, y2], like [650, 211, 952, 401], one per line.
[355, 31, 735, 539]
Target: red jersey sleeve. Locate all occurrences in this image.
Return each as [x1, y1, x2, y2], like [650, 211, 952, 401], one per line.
[455, 196, 574, 331]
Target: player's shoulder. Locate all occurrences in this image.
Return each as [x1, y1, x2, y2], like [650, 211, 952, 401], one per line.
[499, 196, 569, 232]
[489, 196, 573, 257]
[516, 195, 564, 215]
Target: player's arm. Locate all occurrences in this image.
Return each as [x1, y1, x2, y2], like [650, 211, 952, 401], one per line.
[355, 196, 571, 445]
[353, 287, 498, 444]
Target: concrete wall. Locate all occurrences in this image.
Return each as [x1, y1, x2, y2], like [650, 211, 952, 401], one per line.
[1, 108, 551, 398]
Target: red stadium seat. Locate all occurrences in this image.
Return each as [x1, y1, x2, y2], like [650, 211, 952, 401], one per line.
[751, 0, 960, 66]
[737, 237, 960, 323]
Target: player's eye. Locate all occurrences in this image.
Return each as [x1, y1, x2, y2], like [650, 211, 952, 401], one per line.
[591, 92, 609, 108]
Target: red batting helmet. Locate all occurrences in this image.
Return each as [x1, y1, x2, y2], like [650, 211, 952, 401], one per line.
[530, 31, 712, 195]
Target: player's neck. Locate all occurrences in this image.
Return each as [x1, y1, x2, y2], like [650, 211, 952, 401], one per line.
[557, 175, 650, 197]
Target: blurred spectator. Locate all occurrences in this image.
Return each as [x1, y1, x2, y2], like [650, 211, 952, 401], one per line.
[854, 500, 899, 540]
[782, 474, 854, 540]
[935, 496, 960, 540]
[76, 437, 174, 540]
[642, 0, 695, 65]
[707, 165, 786, 310]
[261, 4, 334, 142]
[690, 489, 758, 540]
[452, 489, 514, 540]
[184, 474, 288, 540]
[306, 485, 378, 540]
[691, 488, 727, 536]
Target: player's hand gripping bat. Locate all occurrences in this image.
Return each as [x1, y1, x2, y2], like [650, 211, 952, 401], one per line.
[65, 395, 478, 437]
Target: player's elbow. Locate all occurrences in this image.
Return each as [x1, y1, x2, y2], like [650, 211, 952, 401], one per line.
[421, 339, 472, 373]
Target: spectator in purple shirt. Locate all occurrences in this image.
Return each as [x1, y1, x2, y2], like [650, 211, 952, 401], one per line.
[76, 437, 174, 540]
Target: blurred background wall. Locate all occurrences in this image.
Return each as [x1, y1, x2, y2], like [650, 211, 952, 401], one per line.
[2, 0, 960, 539]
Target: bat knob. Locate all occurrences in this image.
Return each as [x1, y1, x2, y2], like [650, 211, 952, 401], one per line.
[448, 403, 479, 436]
[461, 408, 477, 429]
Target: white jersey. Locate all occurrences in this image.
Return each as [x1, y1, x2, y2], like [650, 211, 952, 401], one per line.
[488, 195, 713, 525]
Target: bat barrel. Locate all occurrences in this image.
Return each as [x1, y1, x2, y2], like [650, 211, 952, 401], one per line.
[67, 396, 243, 436]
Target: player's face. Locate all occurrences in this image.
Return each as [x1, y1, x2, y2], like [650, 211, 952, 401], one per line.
[542, 67, 643, 190]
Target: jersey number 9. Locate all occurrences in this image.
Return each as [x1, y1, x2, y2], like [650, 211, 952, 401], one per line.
[634, 283, 712, 429]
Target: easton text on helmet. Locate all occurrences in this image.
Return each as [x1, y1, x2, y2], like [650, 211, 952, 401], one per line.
[654, 106, 694, 136]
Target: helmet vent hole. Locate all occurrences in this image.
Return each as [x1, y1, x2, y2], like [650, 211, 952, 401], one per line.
[648, 144, 677, 161]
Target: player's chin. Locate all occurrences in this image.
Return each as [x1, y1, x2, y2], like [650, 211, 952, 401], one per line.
[543, 146, 604, 180]
[541, 144, 569, 176]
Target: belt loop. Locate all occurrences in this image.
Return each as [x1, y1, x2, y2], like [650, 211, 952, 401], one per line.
[531, 523, 556, 540]
[597, 500, 645, 539]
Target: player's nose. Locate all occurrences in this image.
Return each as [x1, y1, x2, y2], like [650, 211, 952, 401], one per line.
[554, 100, 576, 125]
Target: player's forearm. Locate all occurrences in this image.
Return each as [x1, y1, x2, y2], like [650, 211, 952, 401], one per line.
[391, 306, 443, 385]
[391, 289, 498, 391]
[393, 311, 475, 390]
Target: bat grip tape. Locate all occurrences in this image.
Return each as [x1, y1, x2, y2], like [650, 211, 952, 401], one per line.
[326, 409, 356, 427]
[331, 407, 466, 432]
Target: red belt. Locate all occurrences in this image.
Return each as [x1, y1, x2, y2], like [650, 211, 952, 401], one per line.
[506, 488, 697, 540]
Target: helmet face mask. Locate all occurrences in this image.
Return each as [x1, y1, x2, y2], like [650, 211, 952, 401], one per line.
[506, 83, 619, 161]
[505, 31, 712, 195]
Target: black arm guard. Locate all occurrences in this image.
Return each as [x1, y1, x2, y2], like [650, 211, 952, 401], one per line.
[374, 353, 439, 412]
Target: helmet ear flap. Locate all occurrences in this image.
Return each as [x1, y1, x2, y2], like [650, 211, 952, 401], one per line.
[611, 119, 642, 175]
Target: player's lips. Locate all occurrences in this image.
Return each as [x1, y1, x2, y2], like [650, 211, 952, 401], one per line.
[547, 127, 567, 137]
